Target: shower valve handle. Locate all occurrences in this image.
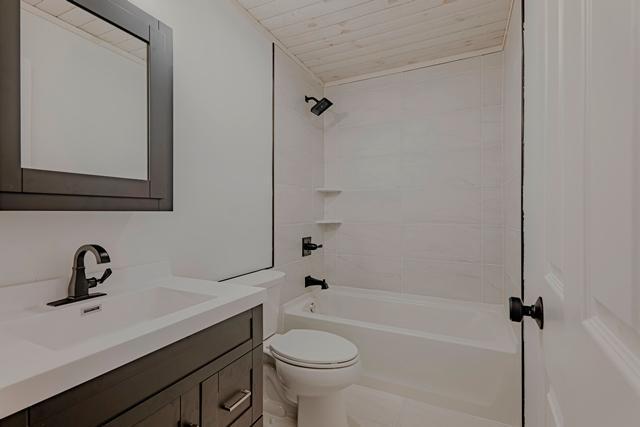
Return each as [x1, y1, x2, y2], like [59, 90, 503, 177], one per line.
[303, 242, 323, 251]
[302, 237, 323, 256]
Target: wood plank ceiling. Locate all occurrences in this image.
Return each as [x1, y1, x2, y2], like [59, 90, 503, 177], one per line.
[238, 0, 512, 83]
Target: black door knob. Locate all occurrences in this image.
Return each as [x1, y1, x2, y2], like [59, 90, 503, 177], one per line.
[509, 296, 544, 330]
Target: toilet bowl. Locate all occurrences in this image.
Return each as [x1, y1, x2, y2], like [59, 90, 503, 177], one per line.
[231, 271, 361, 427]
[268, 329, 361, 427]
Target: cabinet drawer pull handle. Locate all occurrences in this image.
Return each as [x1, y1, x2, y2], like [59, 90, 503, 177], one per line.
[222, 389, 252, 412]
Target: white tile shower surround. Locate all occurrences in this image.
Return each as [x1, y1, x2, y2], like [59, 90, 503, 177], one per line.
[323, 53, 505, 305]
[263, 385, 512, 427]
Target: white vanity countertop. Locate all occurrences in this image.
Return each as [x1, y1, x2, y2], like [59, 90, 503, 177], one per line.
[0, 263, 265, 419]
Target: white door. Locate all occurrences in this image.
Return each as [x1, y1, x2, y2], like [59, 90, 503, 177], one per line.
[522, 0, 640, 425]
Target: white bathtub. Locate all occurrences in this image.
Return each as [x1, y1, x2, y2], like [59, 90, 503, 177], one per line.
[283, 287, 520, 424]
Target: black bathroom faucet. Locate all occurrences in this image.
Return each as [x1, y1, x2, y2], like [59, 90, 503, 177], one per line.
[48, 244, 112, 307]
[305, 276, 329, 290]
[68, 244, 112, 299]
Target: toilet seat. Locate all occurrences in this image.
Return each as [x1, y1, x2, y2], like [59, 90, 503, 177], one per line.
[271, 351, 360, 369]
[268, 330, 359, 369]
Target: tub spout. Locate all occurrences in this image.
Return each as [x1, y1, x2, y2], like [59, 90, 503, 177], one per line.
[305, 276, 329, 290]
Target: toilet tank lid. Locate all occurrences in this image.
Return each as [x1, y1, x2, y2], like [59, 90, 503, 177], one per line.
[228, 270, 285, 288]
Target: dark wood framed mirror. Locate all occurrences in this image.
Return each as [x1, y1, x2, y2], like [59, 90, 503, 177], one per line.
[0, 0, 173, 211]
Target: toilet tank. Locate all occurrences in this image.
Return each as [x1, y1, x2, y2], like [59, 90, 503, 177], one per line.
[229, 270, 285, 339]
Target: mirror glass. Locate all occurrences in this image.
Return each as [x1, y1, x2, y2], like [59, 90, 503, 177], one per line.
[20, 0, 148, 180]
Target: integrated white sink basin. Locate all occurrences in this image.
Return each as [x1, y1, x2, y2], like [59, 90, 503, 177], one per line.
[0, 263, 266, 419]
[2, 287, 215, 350]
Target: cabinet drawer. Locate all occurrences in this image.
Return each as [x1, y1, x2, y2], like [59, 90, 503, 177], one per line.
[228, 410, 252, 427]
[219, 352, 253, 427]
[202, 352, 254, 427]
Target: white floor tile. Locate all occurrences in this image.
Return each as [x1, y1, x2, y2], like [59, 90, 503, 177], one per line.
[399, 398, 511, 427]
[264, 385, 513, 427]
[264, 412, 297, 427]
[345, 385, 402, 427]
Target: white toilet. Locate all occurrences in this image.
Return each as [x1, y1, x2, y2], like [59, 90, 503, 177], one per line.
[232, 270, 361, 427]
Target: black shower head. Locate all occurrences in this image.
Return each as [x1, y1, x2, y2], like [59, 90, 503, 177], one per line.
[305, 96, 333, 116]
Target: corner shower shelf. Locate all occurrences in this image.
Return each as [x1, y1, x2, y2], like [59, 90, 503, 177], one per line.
[315, 188, 342, 194]
[315, 220, 343, 225]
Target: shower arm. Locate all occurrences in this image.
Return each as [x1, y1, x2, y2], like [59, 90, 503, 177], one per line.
[305, 96, 320, 104]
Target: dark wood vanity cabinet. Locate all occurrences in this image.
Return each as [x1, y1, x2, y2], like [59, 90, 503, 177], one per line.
[0, 306, 264, 427]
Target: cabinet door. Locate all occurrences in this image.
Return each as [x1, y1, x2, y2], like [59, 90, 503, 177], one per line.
[201, 374, 219, 427]
[104, 385, 198, 427]
[0, 412, 27, 427]
[132, 398, 180, 427]
[180, 385, 200, 427]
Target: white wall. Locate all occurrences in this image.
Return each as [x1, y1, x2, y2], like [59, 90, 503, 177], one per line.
[133, 0, 273, 281]
[323, 54, 505, 304]
[503, 0, 522, 303]
[273, 47, 325, 304]
[0, 0, 274, 288]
